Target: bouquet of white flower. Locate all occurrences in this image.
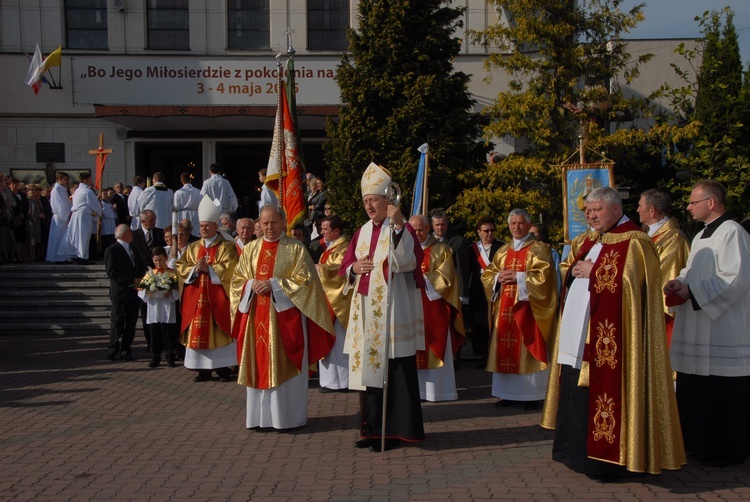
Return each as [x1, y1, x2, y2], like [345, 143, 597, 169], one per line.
[137, 268, 177, 295]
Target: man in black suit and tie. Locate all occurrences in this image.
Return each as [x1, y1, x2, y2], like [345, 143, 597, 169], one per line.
[466, 216, 503, 367]
[105, 224, 147, 360]
[131, 209, 166, 350]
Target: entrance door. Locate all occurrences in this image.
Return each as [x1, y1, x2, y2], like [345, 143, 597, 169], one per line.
[134, 142, 202, 191]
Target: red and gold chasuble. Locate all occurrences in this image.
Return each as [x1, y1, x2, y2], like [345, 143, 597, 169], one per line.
[492, 246, 548, 372]
[416, 246, 456, 369]
[232, 239, 306, 389]
[180, 244, 232, 349]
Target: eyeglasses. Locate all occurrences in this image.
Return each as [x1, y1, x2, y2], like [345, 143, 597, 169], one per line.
[687, 197, 712, 207]
[479, 228, 495, 233]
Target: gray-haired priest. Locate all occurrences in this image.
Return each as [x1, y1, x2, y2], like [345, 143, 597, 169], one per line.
[230, 204, 334, 430]
[175, 195, 239, 383]
[340, 162, 426, 452]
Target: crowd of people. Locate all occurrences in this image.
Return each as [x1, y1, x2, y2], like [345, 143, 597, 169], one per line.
[5, 163, 747, 477]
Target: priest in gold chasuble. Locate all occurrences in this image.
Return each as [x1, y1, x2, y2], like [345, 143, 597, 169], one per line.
[340, 163, 425, 452]
[230, 205, 334, 430]
[409, 215, 465, 402]
[636, 188, 690, 346]
[482, 209, 557, 409]
[542, 187, 685, 477]
[316, 215, 351, 391]
[175, 195, 239, 383]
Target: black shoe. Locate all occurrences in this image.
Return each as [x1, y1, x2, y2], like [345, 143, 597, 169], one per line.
[369, 438, 401, 453]
[585, 473, 622, 483]
[219, 374, 232, 382]
[193, 372, 211, 383]
[700, 454, 745, 467]
[319, 386, 336, 393]
[524, 401, 540, 411]
[166, 359, 176, 368]
[495, 399, 517, 407]
[120, 352, 133, 361]
[148, 358, 160, 368]
[355, 438, 375, 449]
[106, 352, 117, 361]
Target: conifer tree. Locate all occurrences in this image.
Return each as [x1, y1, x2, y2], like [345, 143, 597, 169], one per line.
[324, 0, 486, 229]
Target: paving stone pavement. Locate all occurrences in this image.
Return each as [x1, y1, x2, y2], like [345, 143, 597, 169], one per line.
[1, 331, 748, 501]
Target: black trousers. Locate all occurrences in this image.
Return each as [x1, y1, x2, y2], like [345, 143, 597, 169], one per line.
[676, 372, 750, 461]
[360, 355, 425, 442]
[109, 292, 140, 358]
[149, 322, 178, 361]
[552, 365, 630, 476]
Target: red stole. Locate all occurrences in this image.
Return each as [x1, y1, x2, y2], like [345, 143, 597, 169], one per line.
[180, 244, 231, 349]
[416, 246, 455, 369]
[492, 246, 547, 372]
[584, 221, 640, 463]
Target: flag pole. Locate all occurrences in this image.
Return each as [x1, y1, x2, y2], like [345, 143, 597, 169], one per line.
[274, 53, 284, 212]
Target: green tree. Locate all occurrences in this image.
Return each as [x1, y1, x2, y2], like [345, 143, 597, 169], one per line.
[324, 0, 487, 230]
[452, 0, 652, 241]
[654, 8, 750, 228]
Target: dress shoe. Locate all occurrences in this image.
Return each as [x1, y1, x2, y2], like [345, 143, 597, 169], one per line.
[106, 353, 116, 361]
[524, 401, 540, 411]
[369, 438, 401, 452]
[355, 438, 375, 449]
[193, 372, 211, 383]
[319, 386, 336, 393]
[495, 399, 517, 407]
[120, 352, 133, 361]
[148, 358, 160, 368]
[219, 374, 232, 382]
[166, 358, 176, 368]
[700, 454, 745, 467]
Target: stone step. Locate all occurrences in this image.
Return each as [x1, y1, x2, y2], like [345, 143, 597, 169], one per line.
[3, 308, 110, 319]
[1, 298, 112, 308]
[2, 322, 110, 336]
[0, 289, 110, 298]
[1, 280, 110, 289]
[1, 272, 108, 280]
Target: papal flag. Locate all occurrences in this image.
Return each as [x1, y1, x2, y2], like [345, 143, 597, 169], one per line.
[25, 45, 62, 94]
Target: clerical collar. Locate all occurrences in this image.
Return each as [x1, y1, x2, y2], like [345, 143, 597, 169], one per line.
[263, 235, 282, 243]
[602, 215, 629, 235]
[513, 234, 531, 251]
[420, 239, 429, 249]
[647, 216, 669, 237]
[701, 213, 732, 239]
[203, 234, 218, 246]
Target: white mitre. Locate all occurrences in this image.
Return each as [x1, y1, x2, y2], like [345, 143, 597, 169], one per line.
[198, 195, 221, 223]
[361, 162, 391, 197]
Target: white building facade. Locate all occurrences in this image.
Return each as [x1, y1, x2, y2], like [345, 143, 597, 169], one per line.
[0, 1, 696, 202]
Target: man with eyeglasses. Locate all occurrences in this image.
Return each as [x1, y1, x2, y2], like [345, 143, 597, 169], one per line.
[665, 180, 750, 467]
[466, 217, 502, 367]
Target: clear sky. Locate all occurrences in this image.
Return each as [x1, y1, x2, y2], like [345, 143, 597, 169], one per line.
[621, 0, 750, 64]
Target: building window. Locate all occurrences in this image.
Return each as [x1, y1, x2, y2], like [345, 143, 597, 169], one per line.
[65, 0, 108, 50]
[227, 0, 270, 50]
[307, 0, 349, 51]
[147, 0, 190, 50]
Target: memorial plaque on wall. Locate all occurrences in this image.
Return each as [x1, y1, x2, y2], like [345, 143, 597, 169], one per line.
[36, 143, 65, 163]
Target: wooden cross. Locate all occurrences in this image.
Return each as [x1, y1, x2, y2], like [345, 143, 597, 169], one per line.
[89, 133, 112, 192]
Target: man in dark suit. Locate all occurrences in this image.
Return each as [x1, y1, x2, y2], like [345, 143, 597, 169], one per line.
[130, 209, 166, 350]
[105, 224, 147, 360]
[466, 216, 503, 367]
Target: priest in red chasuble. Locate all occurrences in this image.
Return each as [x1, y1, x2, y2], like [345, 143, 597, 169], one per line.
[408, 214, 465, 402]
[175, 195, 239, 383]
[316, 215, 351, 392]
[230, 205, 334, 430]
[481, 208, 557, 410]
[542, 187, 685, 477]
